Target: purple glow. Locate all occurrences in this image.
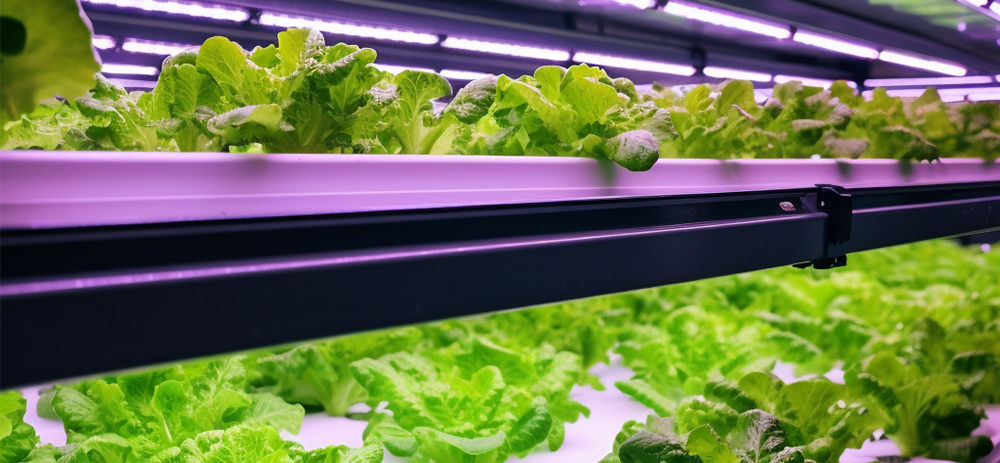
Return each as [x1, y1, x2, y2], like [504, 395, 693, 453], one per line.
[864, 76, 994, 87]
[573, 52, 695, 76]
[792, 30, 879, 59]
[703, 66, 771, 82]
[878, 50, 966, 76]
[122, 38, 195, 55]
[259, 13, 439, 44]
[440, 69, 492, 81]
[92, 35, 116, 50]
[662, 1, 791, 39]
[442, 37, 570, 61]
[606, 0, 657, 8]
[102, 63, 159, 76]
[109, 78, 157, 89]
[82, 0, 250, 22]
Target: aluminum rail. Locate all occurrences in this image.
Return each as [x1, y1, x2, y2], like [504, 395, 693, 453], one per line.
[1, 153, 998, 387]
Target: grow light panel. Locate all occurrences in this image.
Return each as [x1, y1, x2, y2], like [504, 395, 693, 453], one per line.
[703, 66, 771, 82]
[441, 37, 570, 61]
[573, 52, 696, 76]
[122, 38, 195, 55]
[791, 30, 879, 59]
[82, 0, 250, 22]
[608, 0, 657, 8]
[440, 69, 492, 81]
[662, 1, 791, 39]
[878, 50, 966, 76]
[102, 63, 159, 75]
[864, 76, 994, 87]
[110, 78, 158, 89]
[258, 13, 439, 45]
[92, 35, 116, 50]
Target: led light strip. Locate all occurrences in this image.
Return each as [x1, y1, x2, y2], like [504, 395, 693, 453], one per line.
[259, 12, 439, 45]
[774, 75, 857, 88]
[703, 66, 771, 82]
[791, 30, 879, 59]
[954, 0, 1000, 22]
[609, 0, 657, 8]
[573, 52, 696, 76]
[102, 63, 159, 76]
[662, 0, 791, 39]
[878, 50, 966, 77]
[82, 0, 249, 22]
[92, 35, 117, 50]
[109, 78, 158, 89]
[442, 37, 570, 61]
[864, 76, 994, 87]
[123, 38, 196, 55]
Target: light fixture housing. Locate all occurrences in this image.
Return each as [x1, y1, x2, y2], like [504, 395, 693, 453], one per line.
[572, 52, 696, 76]
[259, 13, 439, 44]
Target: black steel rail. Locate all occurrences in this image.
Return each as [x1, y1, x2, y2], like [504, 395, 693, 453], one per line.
[2, 181, 998, 387]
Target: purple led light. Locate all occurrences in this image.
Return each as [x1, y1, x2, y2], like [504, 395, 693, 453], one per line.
[258, 13, 439, 44]
[373, 64, 436, 74]
[109, 78, 158, 89]
[82, 0, 250, 22]
[122, 38, 196, 55]
[608, 0, 658, 8]
[878, 50, 966, 76]
[440, 69, 492, 81]
[662, 0, 791, 39]
[792, 30, 879, 59]
[573, 52, 696, 76]
[102, 63, 159, 76]
[864, 76, 994, 87]
[442, 37, 570, 61]
[92, 35, 117, 50]
[703, 66, 771, 82]
[774, 75, 857, 88]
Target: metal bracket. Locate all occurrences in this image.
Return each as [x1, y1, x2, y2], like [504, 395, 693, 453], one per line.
[796, 184, 852, 270]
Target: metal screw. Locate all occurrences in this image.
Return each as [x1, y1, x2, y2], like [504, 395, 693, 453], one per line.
[779, 201, 796, 212]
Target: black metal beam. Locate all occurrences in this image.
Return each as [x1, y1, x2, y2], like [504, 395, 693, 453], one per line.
[2, 181, 999, 387]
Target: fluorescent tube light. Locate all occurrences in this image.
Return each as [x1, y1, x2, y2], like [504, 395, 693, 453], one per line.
[956, 0, 988, 6]
[440, 69, 492, 81]
[259, 13, 439, 45]
[122, 38, 194, 55]
[791, 30, 879, 59]
[442, 37, 570, 61]
[109, 78, 158, 89]
[774, 75, 857, 88]
[968, 93, 1000, 101]
[82, 0, 250, 22]
[703, 66, 771, 82]
[573, 52, 696, 76]
[864, 76, 994, 87]
[373, 64, 435, 74]
[609, 0, 658, 8]
[93, 35, 116, 50]
[102, 63, 159, 76]
[991, 2, 1000, 13]
[662, 1, 791, 39]
[878, 50, 966, 76]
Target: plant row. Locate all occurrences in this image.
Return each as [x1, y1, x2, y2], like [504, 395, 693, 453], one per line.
[2, 239, 997, 463]
[3, 28, 999, 169]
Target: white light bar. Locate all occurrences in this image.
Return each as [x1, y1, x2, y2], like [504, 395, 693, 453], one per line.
[82, 0, 249, 22]
[878, 50, 966, 76]
[969, 93, 1000, 101]
[609, 0, 657, 8]
[991, 2, 1000, 14]
[102, 63, 159, 76]
[774, 75, 857, 88]
[93, 35, 116, 50]
[259, 13, 439, 45]
[956, 0, 988, 6]
[109, 78, 158, 89]
[440, 69, 492, 81]
[573, 52, 696, 76]
[122, 38, 195, 56]
[862, 86, 1000, 101]
[791, 30, 879, 59]
[703, 66, 771, 82]
[442, 37, 570, 61]
[864, 76, 994, 87]
[373, 64, 435, 74]
[662, 0, 790, 39]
